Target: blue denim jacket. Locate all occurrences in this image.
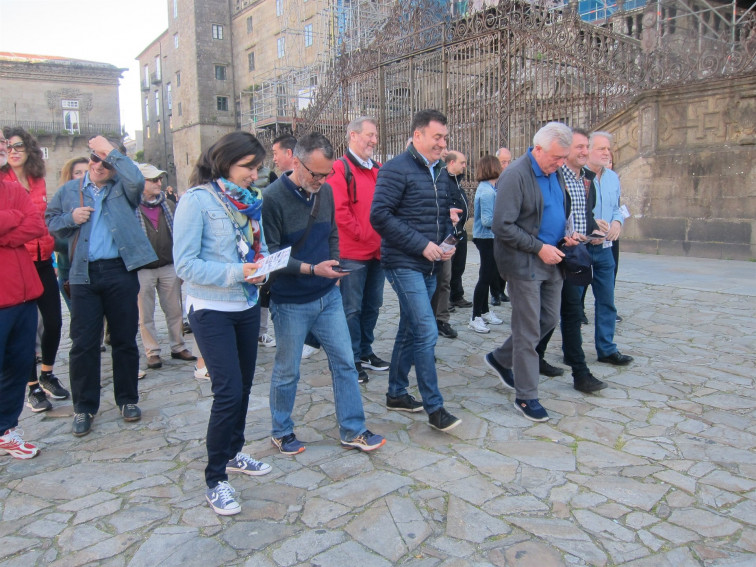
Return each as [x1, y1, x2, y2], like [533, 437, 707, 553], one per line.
[173, 183, 269, 303]
[473, 181, 496, 239]
[46, 151, 157, 284]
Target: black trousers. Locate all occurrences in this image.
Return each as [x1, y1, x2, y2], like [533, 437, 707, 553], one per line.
[31, 259, 62, 374]
[69, 259, 140, 414]
[472, 238, 497, 318]
[449, 236, 468, 302]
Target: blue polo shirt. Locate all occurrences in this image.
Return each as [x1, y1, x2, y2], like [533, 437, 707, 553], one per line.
[527, 148, 564, 246]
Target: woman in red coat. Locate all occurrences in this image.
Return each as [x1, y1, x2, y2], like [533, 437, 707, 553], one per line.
[1, 127, 68, 412]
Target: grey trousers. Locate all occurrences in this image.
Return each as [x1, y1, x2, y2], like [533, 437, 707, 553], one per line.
[491, 269, 563, 400]
[431, 259, 452, 323]
[137, 265, 186, 357]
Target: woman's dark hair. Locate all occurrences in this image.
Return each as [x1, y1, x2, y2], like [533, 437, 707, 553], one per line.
[190, 131, 265, 186]
[2, 126, 46, 179]
[59, 157, 89, 185]
[476, 154, 502, 182]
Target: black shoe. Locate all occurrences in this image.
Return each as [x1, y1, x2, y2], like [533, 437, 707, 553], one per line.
[119, 404, 142, 422]
[437, 321, 458, 339]
[448, 305, 456, 313]
[597, 352, 633, 366]
[581, 313, 589, 325]
[27, 387, 52, 413]
[428, 407, 462, 432]
[451, 298, 472, 308]
[171, 349, 197, 361]
[573, 373, 608, 393]
[484, 353, 514, 389]
[183, 321, 193, 334]
[539, 358, 564, 377]
[356, 362, 369, 384]
[500, 293, 510, 303]
[361, 354, 390, 371]
[35, 355, 42, 365]
[39, 373, 70, 399]
[72, 413, 93, 437]
[386, 393, 424, 413]
[100, 345, 107, 352]
[616, 314, 623, 323]
[490, 295, 501, 306]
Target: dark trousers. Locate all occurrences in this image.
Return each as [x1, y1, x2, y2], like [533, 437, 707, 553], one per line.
[32, 259, 62, 372]
[449, 236, 468, 302]
[189, 305, 260, 488]
[0, 301, 37, 432]
[472, 238, 498, 318]
[69, 259, 140, 414]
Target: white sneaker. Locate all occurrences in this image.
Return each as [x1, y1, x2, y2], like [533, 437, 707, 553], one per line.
[302, 345, 320, 359]
[468, 317, 490, 334]
[258, 333, 276, 348]
[194, 365, 210, 381]
[482, 311, 503, 325]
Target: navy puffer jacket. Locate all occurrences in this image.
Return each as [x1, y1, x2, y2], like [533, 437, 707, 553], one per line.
[370, 146, 453, 274]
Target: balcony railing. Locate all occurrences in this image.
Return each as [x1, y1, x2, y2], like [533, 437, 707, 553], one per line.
[0, 120, 122, 138]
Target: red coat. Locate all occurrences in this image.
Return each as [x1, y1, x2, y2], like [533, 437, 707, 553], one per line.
[0, 180, 45, 308]
[329, 154, 382, 261]
[0, 168, 54, 261]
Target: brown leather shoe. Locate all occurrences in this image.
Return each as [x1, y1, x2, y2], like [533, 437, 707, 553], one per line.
[171, 349, 197, 362]
[146, 355, 162, 369]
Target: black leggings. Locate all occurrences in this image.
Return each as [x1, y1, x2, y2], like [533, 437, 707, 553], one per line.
[31, 259, 63, 373]
[472, 238, 498, 318]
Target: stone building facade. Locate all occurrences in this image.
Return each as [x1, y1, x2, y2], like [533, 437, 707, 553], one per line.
[0, 52, 123, 194]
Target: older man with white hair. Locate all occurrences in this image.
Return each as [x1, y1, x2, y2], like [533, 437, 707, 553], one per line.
[483, 123, 577, 422]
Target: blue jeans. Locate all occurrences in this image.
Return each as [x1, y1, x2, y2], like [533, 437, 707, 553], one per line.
[0, 301, 37, 432]
[587, 245, 618, 357]
[270, 286, 366, 442]
[384, 268, 444, 414]
[339, 258, 384, 362]
[189, 305, 260, 488]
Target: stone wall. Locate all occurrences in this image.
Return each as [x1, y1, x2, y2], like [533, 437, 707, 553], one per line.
[603, 74, 756, 260]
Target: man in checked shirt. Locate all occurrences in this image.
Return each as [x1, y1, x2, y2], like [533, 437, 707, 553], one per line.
[536, 128, 609, 393]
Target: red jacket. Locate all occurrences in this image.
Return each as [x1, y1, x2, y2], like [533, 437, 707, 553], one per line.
[329, 153, 381, 261]
[0, 180, 45, 308]
[0, 168, 54, 261]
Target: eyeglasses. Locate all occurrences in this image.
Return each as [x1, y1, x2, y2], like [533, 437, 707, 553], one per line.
[301, 160, 332, 182]
[8, 142, 26, 153]
[90, 153, 114, 170]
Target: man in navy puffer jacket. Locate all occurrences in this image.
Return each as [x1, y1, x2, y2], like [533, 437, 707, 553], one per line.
[370, 109, 462, 433]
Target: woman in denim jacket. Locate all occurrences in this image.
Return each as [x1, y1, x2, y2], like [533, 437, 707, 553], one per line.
[469, 155, 504, 334]
[173, 132, 271, 516]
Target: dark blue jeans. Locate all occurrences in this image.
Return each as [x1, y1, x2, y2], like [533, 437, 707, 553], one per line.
[189, 304, 260, 489]
[339, 258, 384, 362]
[69, 259, 140, 414]
[0, 301, 37, 432]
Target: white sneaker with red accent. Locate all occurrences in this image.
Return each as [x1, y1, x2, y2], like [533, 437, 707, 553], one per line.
[0, 428, 40, 459]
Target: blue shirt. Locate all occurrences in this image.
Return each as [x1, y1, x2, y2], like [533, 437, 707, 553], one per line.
[84, 173, 120, 261]
[527, 149, 564, 246]
[590, 166, 623, 225]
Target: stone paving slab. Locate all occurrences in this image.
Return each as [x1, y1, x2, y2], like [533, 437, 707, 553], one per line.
[2, 252, 756, 566]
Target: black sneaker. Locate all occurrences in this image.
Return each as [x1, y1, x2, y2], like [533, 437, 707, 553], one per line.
[581, 312, 589, 325]
[27, 387, 52, 413]
[356, 362, 369, 384]
[490, 295, 501, 306]
[428, 407, 462, 432]
[119, 404, 142, 422]
[538, 358, 564, 377]
[484, 353, 514, 389]
[72, 412, 94, 437]
[500, 293, 510, 303]
[39, 373, 70, 399]
[573, 373, 608, 393]
[360, 354, 390, 371]
[183, 321, 193, 334]
[386, 393, 424, 413]
[437, 320, 458, 339]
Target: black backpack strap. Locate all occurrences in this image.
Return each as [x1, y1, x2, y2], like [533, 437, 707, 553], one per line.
[338, 157, 356, 204]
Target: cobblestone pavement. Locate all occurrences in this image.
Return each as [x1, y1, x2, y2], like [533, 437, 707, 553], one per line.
[2, 252, 755, 567]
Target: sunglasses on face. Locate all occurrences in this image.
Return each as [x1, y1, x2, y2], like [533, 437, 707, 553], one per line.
[8, 142, 26, 153]
[90, 153, 114, 170]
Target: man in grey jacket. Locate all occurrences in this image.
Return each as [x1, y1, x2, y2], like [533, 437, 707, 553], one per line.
[483, 123, 577, 422]
[46, 136, 157, 437]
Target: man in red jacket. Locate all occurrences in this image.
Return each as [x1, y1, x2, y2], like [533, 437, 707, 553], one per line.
[329, 117, 390, 383]
[0, 143, 47, 458]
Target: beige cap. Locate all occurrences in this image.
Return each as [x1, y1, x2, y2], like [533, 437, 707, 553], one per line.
[137, 163, 166, 179]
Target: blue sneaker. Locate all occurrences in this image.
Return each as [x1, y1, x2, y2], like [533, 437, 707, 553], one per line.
[341, 430, 386, 452]
[514, 398, 549, 422]
[206, 481, 241, 516]
[271, 433, 306, 455]
[227, 452, 272, 476]
[484, 353, 514, 389]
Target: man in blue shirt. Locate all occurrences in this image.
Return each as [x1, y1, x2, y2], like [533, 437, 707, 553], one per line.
[47, 136, 157, 437]
[483, 122, 577, 422]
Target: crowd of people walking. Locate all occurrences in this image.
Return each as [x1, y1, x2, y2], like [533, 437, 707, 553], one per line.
[0, 111, 631, 515]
